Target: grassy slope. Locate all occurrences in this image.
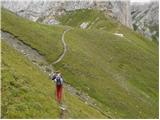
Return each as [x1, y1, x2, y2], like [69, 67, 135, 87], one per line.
[1, 41, 59, 118]
[1, 8, 159, 118]
[1, 8, 66, 63]
[55, 9, 159, 118]
[1, 41, 106, 118]
[58, 9, 118, 32]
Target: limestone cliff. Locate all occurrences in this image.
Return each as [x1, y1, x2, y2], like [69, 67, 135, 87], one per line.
[131, 1, 159, 41]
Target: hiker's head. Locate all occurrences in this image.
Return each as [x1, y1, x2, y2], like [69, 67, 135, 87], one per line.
[58, 73, 61, 76]
[55, 71, 61, 74]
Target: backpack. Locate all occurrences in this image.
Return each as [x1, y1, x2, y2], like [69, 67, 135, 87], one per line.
[55, 76, 63, 85]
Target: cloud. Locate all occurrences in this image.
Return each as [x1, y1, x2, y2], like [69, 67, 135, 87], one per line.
[130, 0, 157, 3]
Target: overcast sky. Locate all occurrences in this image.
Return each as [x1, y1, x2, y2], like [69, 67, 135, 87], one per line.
[130, 0, 157, 3]
[1, 0, 158, 3]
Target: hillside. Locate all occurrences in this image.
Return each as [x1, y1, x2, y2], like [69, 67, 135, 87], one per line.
[1, 41, 60, 118]
[1, 40, 107, 118]
[54, 9, 159, 118]
[58, 9, 119, 32]
[1, 9, 107, 119]
[1, 8, 66, 63]
[55, 28, 158, 118]
[1, 8, 159, 118]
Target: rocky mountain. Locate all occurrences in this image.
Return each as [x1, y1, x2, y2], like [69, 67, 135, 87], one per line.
[1, 0, 133, 28]
[2, 0, 158, 41]
[131, 1, 159, 41]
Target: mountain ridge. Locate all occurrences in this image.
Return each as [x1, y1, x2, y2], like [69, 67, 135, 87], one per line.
[1, 0, 132, 28]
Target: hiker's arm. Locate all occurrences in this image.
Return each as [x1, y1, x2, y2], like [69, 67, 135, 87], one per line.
[52, 76, 57, 83]
[52, 74, 56, 80]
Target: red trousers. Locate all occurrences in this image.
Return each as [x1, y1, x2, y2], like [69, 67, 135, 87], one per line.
[56, 85, 63, 103]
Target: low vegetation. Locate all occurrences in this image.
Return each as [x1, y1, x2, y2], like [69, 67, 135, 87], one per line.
[56, 9, 159, 118]
[54, 28, 158, 118]
[58, 9, 119, 32]
[1, 8, 66, 63]
[1, 41, 106, 118]
[1, 8, 159, 118]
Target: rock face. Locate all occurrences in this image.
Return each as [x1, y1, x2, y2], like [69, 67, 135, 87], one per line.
[131, 1, 159, 41]
[95, 1, 132, 28]
[1, 0, 133, 28]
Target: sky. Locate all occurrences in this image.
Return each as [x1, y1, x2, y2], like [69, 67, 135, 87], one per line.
[130, 0, 157, 3]
[1, 0, 158, 3]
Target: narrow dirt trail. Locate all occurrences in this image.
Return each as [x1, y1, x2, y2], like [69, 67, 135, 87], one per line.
[1, 30, 111, 118]
[52, 29, 72, 65]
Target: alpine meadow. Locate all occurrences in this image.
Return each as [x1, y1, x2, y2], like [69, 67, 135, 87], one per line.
[1, 0, 159, 119]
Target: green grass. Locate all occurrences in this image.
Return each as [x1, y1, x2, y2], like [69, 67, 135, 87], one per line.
[54, 28, 158, 118]
[1, 41, 106, 118]
[1, 8, 67, 63]
[58, 9, 119, 32]
[55, 9, 159, 118]
[1, 8, 159, 118]
[1, 41, 59, 118]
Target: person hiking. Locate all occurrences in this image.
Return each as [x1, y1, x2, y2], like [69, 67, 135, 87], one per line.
[52, 71, 64, 104]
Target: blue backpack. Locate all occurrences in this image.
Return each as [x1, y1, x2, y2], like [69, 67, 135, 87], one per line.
[55, 76, 63, 85]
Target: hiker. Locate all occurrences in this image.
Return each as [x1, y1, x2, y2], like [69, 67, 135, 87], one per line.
[52, 71, 64, 104]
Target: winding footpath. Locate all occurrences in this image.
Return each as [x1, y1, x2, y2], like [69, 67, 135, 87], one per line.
[1, 30, 111, 118]
[52, 29, 72, 65]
